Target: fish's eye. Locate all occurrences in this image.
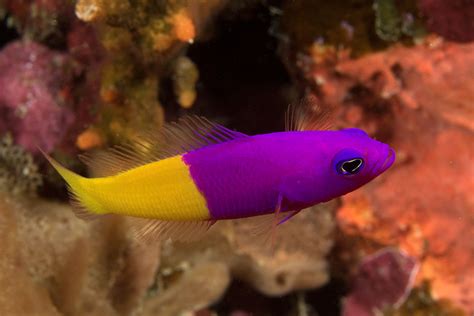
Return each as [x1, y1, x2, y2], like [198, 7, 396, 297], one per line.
[337, 158, 364, 175]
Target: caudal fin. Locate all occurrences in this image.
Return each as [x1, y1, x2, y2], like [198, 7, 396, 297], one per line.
[41, 150, 105, 220]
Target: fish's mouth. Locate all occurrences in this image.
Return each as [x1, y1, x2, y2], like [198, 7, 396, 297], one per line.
[378, 146, 396, 174]
[373, 146, 395, 177]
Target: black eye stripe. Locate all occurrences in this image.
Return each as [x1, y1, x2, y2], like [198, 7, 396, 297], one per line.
[342, 159, 363, 172]
[338, 158, 364, 175]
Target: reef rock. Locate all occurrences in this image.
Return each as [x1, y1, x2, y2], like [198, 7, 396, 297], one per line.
[0, 41, 78, 154]
[0, 190, 336, 316]
[228, 203, 335, 296]
[142, 202, 336, 315]
[143, 262, 230, 316]
[0, 195, 61, 316]
[298, 41, 474, 313]
[0, 194, 161, 316]
[157, 203, 335, 296]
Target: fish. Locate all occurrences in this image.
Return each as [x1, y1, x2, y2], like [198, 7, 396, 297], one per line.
[43, 106, 395, 243]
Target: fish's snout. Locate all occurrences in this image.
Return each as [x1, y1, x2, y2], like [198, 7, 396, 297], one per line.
[370, 145, 395, 177]
[379, 146, 396, 174]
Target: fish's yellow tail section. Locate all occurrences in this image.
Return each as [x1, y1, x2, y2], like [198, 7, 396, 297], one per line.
[42, 152, 106, 220]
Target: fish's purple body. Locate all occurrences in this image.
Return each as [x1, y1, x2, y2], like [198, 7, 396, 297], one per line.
[183, 129, 395, 220]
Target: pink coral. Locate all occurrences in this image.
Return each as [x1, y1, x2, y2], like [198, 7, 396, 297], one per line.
[342, 249, 418, 316]
[0, 41, 77, 154]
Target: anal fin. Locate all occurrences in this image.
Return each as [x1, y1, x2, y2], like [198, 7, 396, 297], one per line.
[69, 195, 107, 221]
[129, 217, 216, 244]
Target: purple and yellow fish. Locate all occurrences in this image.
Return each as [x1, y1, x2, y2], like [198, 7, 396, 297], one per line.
[44, 113, 395, 241]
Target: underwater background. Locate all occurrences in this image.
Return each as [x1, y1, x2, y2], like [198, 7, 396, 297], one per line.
[0, 0, 472, 315]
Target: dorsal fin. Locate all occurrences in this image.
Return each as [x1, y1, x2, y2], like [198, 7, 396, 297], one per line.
[285, 93, 334, 131]
[80, 116, 248, 177]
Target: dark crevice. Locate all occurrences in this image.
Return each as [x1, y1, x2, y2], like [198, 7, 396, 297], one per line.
[160, 2, 293, 135]
[0, 14, 20, 49]
[212, 278, 347, 315]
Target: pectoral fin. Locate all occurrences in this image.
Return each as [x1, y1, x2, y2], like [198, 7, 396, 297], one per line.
[277, 209, 302, 225]
[270, 194, 284, 250]
[240, 194, 303, 253]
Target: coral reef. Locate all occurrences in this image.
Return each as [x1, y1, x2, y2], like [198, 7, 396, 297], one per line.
[1, 0, 226, 154]
[75, 127, 104, 151]
[0, 192, 335, 316]
[373, 0, 403, 42]
[0, 0, 102, 155]
[386, 281, 467, 316]
[0, 195, 61, 316]
[0, 134, 42, 195]
[342, 248, 418, 316]
[172, 55, 200, 108]
[0, 40, 78, 154]
[1, 1, 473, 315]
[373, 0, 425, 42]
[142, 262, 230, 316]
[293, 39, 474, 313]
[73, 0, 227, 146]
[418, 0, 474, 42]
[280, 0, 425, 57]
[0, 0, 74, 45]
[160, 202, 336, 298]
[0, 193, 162, 316]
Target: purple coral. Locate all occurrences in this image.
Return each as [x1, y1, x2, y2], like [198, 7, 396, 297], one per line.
[343, 248, 419, 316]
[0, 41, 77, 154]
